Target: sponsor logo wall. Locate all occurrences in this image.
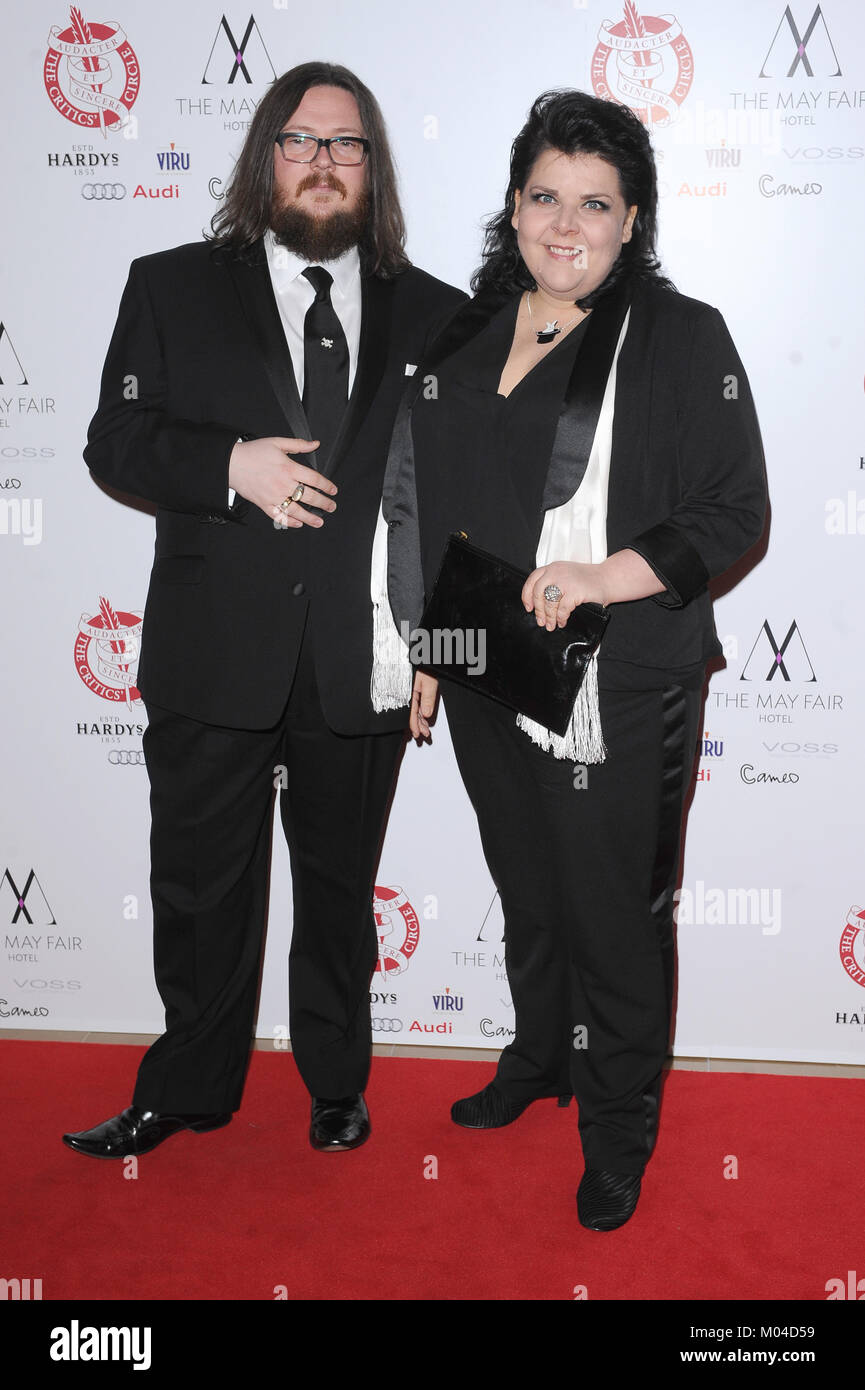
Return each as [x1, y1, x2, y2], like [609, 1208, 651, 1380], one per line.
[1, 2, 863, 1062]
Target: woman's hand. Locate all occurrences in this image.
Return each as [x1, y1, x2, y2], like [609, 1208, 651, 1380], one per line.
[523, 552, 667, 628]
[410, 671, 439, 739]
[522, 562, 609, 630]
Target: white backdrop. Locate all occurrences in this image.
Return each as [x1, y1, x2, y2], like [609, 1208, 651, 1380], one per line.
[1, 0, 864, 1063]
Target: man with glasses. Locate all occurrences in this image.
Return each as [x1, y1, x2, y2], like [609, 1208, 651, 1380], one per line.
[65, 63, 464, 1160]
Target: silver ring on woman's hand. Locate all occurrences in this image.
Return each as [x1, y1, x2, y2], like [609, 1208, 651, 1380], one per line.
[543, 584, 563, 603]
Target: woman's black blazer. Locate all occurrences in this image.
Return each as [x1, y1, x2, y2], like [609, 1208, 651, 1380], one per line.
[383, 276, 768, 676]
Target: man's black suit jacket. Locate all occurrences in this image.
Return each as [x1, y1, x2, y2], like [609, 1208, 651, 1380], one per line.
[84, 239, 465, 733]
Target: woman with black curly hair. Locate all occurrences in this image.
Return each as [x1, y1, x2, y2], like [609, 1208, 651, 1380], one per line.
[374, 89, 767, 1230]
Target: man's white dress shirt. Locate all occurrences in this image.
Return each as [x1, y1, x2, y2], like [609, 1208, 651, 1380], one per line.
[228, 231, 361, 504]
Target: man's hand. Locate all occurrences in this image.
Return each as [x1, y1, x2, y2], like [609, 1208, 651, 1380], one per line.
[228, 437, 338, 527]
[410, 671, 438, 740]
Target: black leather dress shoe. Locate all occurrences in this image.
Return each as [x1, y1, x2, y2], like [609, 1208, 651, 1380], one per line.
[62, 1105, 232, 1158]
[577, 1168, 642, 1231]
[451, 1081, 572, 1129]
[309, 1094, 370, 1151]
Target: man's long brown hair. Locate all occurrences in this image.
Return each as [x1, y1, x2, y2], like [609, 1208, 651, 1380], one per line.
[209, 62, 409, 279]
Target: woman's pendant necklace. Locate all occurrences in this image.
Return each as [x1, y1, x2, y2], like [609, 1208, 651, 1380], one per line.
[526, 291, 582, 345]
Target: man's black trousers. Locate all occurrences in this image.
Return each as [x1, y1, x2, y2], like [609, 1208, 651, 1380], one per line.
[132, 623, 404, 1113]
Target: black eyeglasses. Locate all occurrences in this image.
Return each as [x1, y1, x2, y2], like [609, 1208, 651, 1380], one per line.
[275, 132, 370, 166]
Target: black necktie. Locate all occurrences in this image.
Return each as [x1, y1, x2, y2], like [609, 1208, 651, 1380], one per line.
[301, 266, 349, 469]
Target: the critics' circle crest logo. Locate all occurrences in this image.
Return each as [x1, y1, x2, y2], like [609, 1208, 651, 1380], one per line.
[374, 886, 420, 977]
[592, 4, 693, 128]
[75, 596, 143, 707]
[839, 906, 865, 988]
[44, 8, 140, 133]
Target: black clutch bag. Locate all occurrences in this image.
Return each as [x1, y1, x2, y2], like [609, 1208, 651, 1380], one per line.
[415, 533, 610, 735]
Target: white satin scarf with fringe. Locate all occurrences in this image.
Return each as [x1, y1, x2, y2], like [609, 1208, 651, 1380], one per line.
[370, 308, 631, 764]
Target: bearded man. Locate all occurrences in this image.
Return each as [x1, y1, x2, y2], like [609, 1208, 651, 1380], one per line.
[63, 62, 464, 1159]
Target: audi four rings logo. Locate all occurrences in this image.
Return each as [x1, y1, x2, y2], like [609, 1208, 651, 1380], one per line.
[108, 749, 145, 765]
[82, 183, 126, 200]
[371, 1018, 402, 1032]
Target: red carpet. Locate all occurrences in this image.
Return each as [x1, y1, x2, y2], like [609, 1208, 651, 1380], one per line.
[2, 1041, 862, 1302]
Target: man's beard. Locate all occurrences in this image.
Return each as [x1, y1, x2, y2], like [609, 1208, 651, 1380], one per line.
[270, 175, 370, 262]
